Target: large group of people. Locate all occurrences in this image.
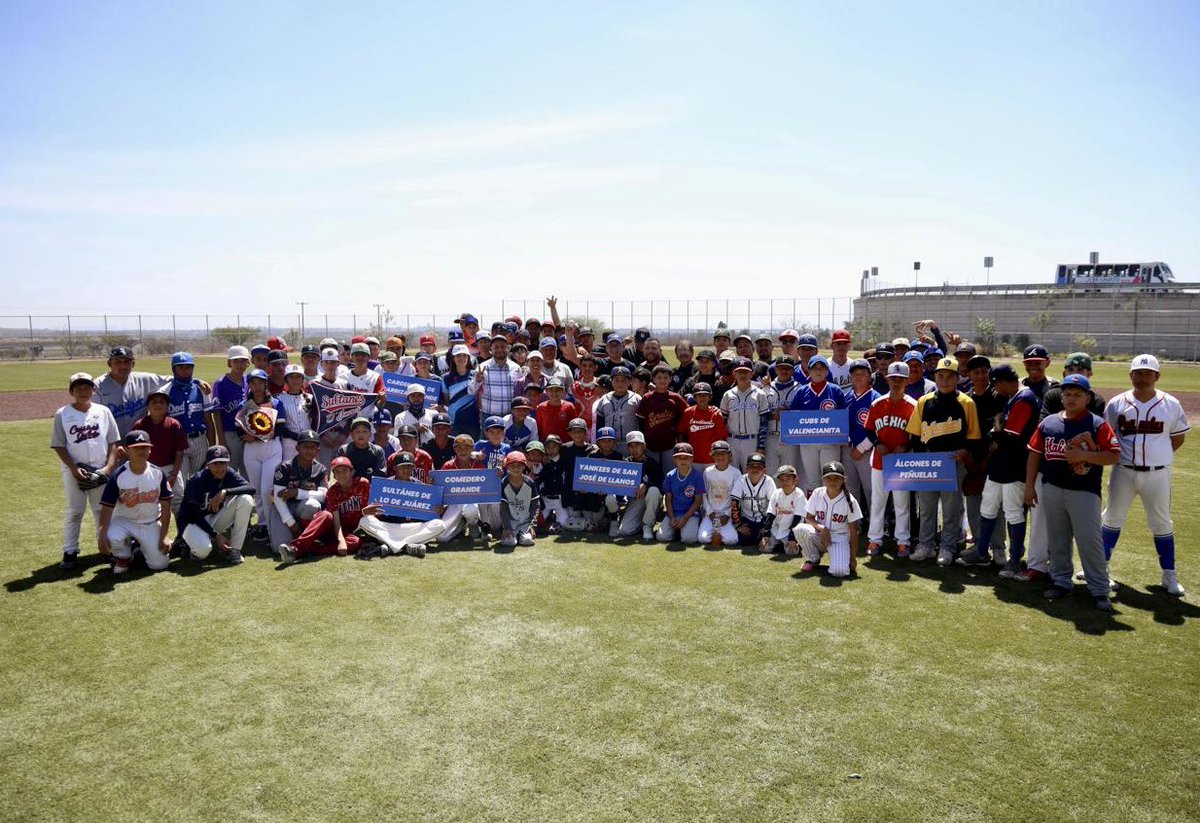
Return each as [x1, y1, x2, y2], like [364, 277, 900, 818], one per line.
[51, 298, 1190, 610]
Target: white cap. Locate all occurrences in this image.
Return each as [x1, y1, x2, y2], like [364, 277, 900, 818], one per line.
[625, 431, 645, 445]
[525, 350, 544, 360]
[227, 345, 250, 361]
[284, 364, 305, 376]
[451, 344, 470, 357]
[887, 362, 910, 378]
[406, 383, 426, 396]
[68, 371, 96, 389]
[350, 342, 370, 355]
[321, 347, 340, 362]
[1131, 353, 1160, 373]
[319, 337, 338, 349]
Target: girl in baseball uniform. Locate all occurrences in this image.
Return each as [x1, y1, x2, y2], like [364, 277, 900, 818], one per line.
[237, 369, 293, 533]
[759, 464, 806, 553]
[794, 462, 862, 577]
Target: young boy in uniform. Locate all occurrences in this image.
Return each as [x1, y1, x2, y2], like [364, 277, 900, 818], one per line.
[794, 461, 862, 577]
[499, 452, 540, 548]
[97, 430, 173, 574]
[699, 440, 741, 546]
[617, 431, 663, 541]
[658, 443, 706, 545]
[732, 453, 775, 548]
[760, 464, 806, 554]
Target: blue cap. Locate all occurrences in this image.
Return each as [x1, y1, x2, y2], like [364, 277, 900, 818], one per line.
[797, 334, 819, 348]
[247, 368, 268, 381]
[903, 350, 924, 363]
[605, 333, 622, 344]
[250, 344, 270, 355]
[448, 329, 465, 342]
[171, 351, 195, 367]
[808, 355, 830, 370]
[924, 348, 944, 359]
[372, 409, 393, 427]
[540, 336, 558, 349]
[484, 415, 505, 429]
[123, 429, 152, 447]
[596, 427, 617, 441]
[611, 366, 631, 378]
[848, 358, 871, 372]
[910, 338, 929, 350]
[1061, 374, 1092, 392]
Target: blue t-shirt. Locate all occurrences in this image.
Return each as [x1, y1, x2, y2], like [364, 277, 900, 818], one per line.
[663, 467, 706, 517]
[166, 379, 212, 436]
[212, 375, 247, 433]
[790, 381, 847, 412]
[846, 387, 881, 447]
[474, 439, 512, 472]
[503, 419, 537, 452]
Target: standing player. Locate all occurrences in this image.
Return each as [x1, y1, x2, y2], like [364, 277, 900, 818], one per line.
[719, 357, 771, 471]
[593, 366, 641, 456]
[210, 346, 251, 474]
[763, 355, 801, 474]
[163, 352, 215, 496]
[636, 365, 689, 472]
[1101, 355, 1190, 595]
[789, 356, 848, 492]
[678, 383, 728, 465]
[863, 362, 917, 558]
[97, 430, 173, 574]
[842, 359, 879, 516]
[827, 330, 854, 389]
[94, 346, 186, 436]
[50, 373, 121, 569]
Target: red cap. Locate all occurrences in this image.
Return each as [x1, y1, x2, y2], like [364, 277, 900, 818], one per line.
[330, 456, 353, 470]
[504, 451, 527, 467]
[419, 334, 436, 346]
[351, 335, 366, 344]
[505, 315, 522, 325]
[831, 329, 852, 343]
[266, 336, 287, 351]
[779, 329, 799, 341]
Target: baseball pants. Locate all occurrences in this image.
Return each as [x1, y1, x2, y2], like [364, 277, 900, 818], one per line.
[436, 504, 480, 542]
[1042, 483, 1108, 597]
[243, 438, 283, 527]
[220, 429, 246, 476]
[842, 446, 873, 516]
[540, 495, 568, 529]
[359, 515, 446, 551]
[267, 496, 324, 551]
[868, 468, 911, 544]
[764, 434, 797, 476]
[965, 493, 1007, 557]
[916, 463, 965, 552]
[614, 488, 662, 537]
[108, 518, 170, 571]
[658, 514, 701, 544]
[698, 514, 738, 544]
[61, 468, 105, 556]
[178, 435, 210, 514]
[798, 444, 841, 492]
[1026, 476, 1049, 573]
[1102, 465, 1174, 534]
[727, 436, 759, 472]
[287, 510, 361, 556]
[794, 524, 852, 577]
[182, 494, 254, 559]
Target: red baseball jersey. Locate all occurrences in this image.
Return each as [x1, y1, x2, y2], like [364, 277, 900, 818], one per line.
[866, 394, 918, 470]
[324, 477, 371, 532]
[678, 405, 729, 465]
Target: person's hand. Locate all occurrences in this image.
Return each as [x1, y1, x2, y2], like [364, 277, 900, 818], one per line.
[850, 447, 863, 461]
[784, 539, 799, 557]
[336, 544, 348, 557]
[209, 489, 227, 512]
[74, 466, 90, 481]
[241, 434, 256, 444]
[160, 537, 173, 555]
[953, 449, 969, 463]
[362, 504, 382, 517]
[1025, 487, 1038, 508]
[168, 472, 179, 488]
[737, 524, 751, 536]
[97, 533, 111, 555]
[820, 528, 831, 548]
[546, 295, 557, 309]
[197, 379, 212, 394]
[635, 486, 646, 499]
[280, 487, 298, 501]
[946, 332, 962, 347]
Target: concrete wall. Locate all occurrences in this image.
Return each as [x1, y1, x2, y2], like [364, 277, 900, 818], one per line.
[852, 287, 1200, 360]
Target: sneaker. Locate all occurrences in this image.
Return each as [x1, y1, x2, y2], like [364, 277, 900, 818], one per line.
[866, 541, 882, 557]
[1163, 570, 1186, 597]
[1094, 596, 1113, 612]
[955, 550, 989, 567]
[1074, 569, 1120, 591]
[547, 523, 562, 536]
[60, 552, 79, 570]
[991, 548, 1007, 566]
[642, 525, 654, 541]
[517, 533, 535, 547]
[608, 520, 619, 538]
[407, 543, 427, 558]
[113, 558, 130, 575]
[800, 560, 818, 573]
[356, 542, 382, 560]
[468, 523, 481, 540]
[937, 548, 955, 566]
[227, 550, 245, 565]
[910, 545, 936, 562]
[1043, 585, 1071, 600]
[278, 544, 296, 564]
[1015, 568, 1048, 583]
[500, 536, 517, 548]
[998, 559, 1023, 579]
[896, 544, 910, 559]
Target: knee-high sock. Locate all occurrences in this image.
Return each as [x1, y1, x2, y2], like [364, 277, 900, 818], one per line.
[1153, 533, 1176, 570]
[1101, 525, 1121, 561]
[976, 516, 999, 557]
[1007, 521, 1027, 561]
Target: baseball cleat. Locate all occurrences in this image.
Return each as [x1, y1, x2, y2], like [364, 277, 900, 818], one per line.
[910, 546, 936, 562]
[59, 552, 78, 570]
[998, 560, 1023, 579]
[937, 548, 955, 567]
[277, 544, 296, 564]
[112, 559, 130, 575]
[895, 543, 910, 559]
[1043, 586, 1071, 601]
[227, 550, 245, 565]
[1093, 596, 1113, 612]
[800, 561, 818, 573]
[955, 550, 990, 567]
[1163, 570, 1186, 596]
[1015, 568, 1048, 583]
[608, 521, 619, 538]
[866, 541, 882, 557]
[406, 543, 427, 558]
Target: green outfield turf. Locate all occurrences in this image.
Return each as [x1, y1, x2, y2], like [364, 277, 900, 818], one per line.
[2, 418, 1197, 822]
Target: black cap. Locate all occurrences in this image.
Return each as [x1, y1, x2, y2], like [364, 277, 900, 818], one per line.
[848, 358, 871, 372]
[773, 355, 796, 368]
[732, 356, 754, 372]
[123, 430, 152, 447]
[301, 345, 319, 356]
[578, 326, 594, 336]
[205, 445, 231, 464]
[392, 451, 415, 466]
[821, 461, 846, 477]
[611, 366, 631, 378]
[955, 342, 978, 356]
[297, 429, 321, 445]
[635, 327, 651, 341]
[875, 342, 895, 356]
[398, 425, 419, 438]
[432, 413, 452, 427]
[267, 349, 288, 363]
[692, 381, 713, 394]
[989, 364, 1019, 382]
[1023, 344, 1050, 361]
[966, 355, 991, 371]
[696, 348, 716, 361]
[746, 453, 767, 466]
[109, 346, 134, 360]
[510, 396, 531, 409]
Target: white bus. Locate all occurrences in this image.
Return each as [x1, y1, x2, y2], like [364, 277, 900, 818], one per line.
[1055, 261, 1176, 288]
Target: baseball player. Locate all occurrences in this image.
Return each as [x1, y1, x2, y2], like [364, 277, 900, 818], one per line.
[50, 372, 121, 569]
[763, 355, 801, 474]
[698, 440, 741, 546]
[827, 329, 854, 389]
[177, 445, 256, 564]
[679, 382, 728, 465]
[616, 431, 663, 540]
[131, 387, 187, 511]
[238, 369, 293, 538]
[163, 352, 215, 507]
[277, 365, 314, 464]
[97, 430, 173, 574]
[794, 461, 862, 577]
[637, 365, 689, 472]
[1101, 355, 1190, 596]
[593, 366, 641, 457]
[434, 434, 488, 543]
[498, 451, 540, 548]
[356, 452, 447, 558]
[759, 464, 806, 554]
[210, 346, 251, 474]
[278, 456, 374, 561]
[719, 357, 771, 471]
[267, 429, 328, 550]
[731, 453, 776, 547]
[789, 356, 848, 492]
[842, 358, 880, 517]
[658, 443, 705, 544]
[95, 346, 197, 436]
[863, 362, 917, 557]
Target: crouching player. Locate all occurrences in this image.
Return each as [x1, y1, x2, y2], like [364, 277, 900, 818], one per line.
[614, 431, 663, 540]
[658, 443, 705, 544]
[98, 430, 173, 574]
[732, 453, 775, 547]
[177, 445, 256, 564]
[499, 451, 540, 547]
[279, 456, 376, 562]
[268, 429, 328, 550]
[357, 452, 446, 558]
[759, 464, 806, 554]
[793, 461, 862, 577]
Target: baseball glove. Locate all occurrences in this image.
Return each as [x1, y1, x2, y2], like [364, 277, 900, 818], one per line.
[1067, 432, 1097, 475]
[75, 463, 109, 491]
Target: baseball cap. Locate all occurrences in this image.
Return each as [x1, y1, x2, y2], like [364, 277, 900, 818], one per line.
[475, 331, 493, 343]
[808, 355, 829, 371]
[710, 440, 731, 454]
[321, 347, 339, 362]
[296, 429, 321, 445]
[955, 342, 978, 357]
[432, 413, 452, 427]
[1023, 344, 1050, 361]
[886, 362, 910, 379]
[246, 368, 268, 382]
[250, 344, 271, 356]
[831, 329, 852, 343]
[733, 357, 754, 372]
[797, 334, 819, 348]
[910, 339, 930, 350]
[1061, 374, 1092, 392]
[544, 434, 562, 445]
[392, 451, 415, 467]
[773, 355, 796, 369]
[419, 334, 436, 347]
[504, 451, 527, 467]
[635, 327, 651, 341]
[539, 336, 558, 349]
[578, 326, 595, 337]
[109, 346, 134, 360]
[284, 364, 305, 377]
[450, 344, 470, 357]
[821, 461, 846, 478]
[625, 431, 645, 445]
[350, 343, 370, 355]
[778, 329, 799, 341]
[875, 342, 895, 356]
[989, 364, 1019, 382]
[547, 377, 567, 390]
[319, 337, 339, 349]
[509, 396, 531, 410]
[455, 313, 479, 325]
[379, 351, 398, 363]
[755, 332, 772, 343]
[349, 416, 372, 430]
[330, 456, 353, 470]
[525, 349, 543, 361]
[966, 355, 992, 371]
[1064, 352, 1093, 371]
[267, 336, 288, 351]
[892, 337, 910, 348]
[692, 381, 713, 395]
[447, 329, 465, 343]
[712, 328, 731, 340]
[171, 351, 195, 368]
[406, 383, 426, 397]
[733, 334, 752, 345]
[372, 409, 393, 427]
[611, 366, 631, 378]
[526, 317, 541, 328]
[605, 333, 622, 345]
[526, 440, 545, 453]
[300, 345, 319, 358]
[924, 348, 944, 360]
[364, 336, 380, 347]
[1131, 353, 1161, 373]
[484, 416, 505, 430]
[205, 445, 231, 465]
[567, 417, 588, 431]
[352, 335, 366, 344]
[935, 357, 958, 373]
[717, 350, 736, 363]
[123, 430, 152, 448]
[596, 427, 617, 441]
[267, 349, 288, 364]
[775, 464, 797, 477]
[68, 372, 96, 389]
[903, 350, 924, 364]
[672, 443, 695, 456]
[696, 349, 716, 362]
[415, 352, 433, 363]
[848, 358, 871, 373]
[746, 453, 767, 467]
[227, 345, 250, 361]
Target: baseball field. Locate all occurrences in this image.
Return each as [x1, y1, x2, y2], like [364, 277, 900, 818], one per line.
[1, 360, 1197, 822]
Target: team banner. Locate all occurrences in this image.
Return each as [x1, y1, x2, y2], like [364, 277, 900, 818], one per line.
[431, 469, 502, 505]
[780, 409, 849, 445]
[369, 477, 444, 521]
[882, 452, 959, 492]
[571, 458, 643, 495]
[382, 373, 443, 405]
[311, 382, 380, 436]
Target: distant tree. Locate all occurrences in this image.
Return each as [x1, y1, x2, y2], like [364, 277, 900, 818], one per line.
[211, 326, 261, 347]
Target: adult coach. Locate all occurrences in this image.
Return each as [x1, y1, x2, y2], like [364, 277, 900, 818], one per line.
[1101, 355, 1190, 596]
[94, 346, 173, 436]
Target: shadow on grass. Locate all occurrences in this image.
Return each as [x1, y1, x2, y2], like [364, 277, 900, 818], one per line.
[992, 583, 1134, 635]
[1113, 584, 1200, 626]
[5, 553, 111, 593]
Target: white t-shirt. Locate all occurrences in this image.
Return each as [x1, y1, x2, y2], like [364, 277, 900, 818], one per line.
[805, 488, 862, 537]
[101, 462, 171, 525]
[733, 473, 777, 523]
[345, 368, 383, 394]
[767, 486, 806, 520]
[828, 358, 853, 389]
[51, 403, 120, 467]
[1104, 389, 1190, 467]
[703, 465, 741, 515]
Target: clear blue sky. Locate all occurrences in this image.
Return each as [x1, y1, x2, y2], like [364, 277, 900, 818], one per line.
[2, 0, 1197, 314]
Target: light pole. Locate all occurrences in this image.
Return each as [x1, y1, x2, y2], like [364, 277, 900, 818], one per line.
[983, 256, 993, 290]
[296, 301, 308, 343]
[913, 261, 920, 290]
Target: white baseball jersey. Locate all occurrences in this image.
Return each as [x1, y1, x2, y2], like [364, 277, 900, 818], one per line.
[101, 462, 171, 525]
[767, 486, 806, 519]
[50, 403, 120, 466]
[828, 358, 853, 389]
[1104, 390, 1190, 467]
[733, 473, 777, 523]
[766, 380, 802, 435]
[345, 368, 383, 393]
[720, 384, 770, 437]
[805, 488, 862, 537]
[702, 465, 741, 515]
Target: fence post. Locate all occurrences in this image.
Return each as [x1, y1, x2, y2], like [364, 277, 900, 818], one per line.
[104, 314, 108, 336]
[205, 315, 210, 344]
[649, 301, 654, 334]
[267, 314, 272, 338]
[172, 315, 177, 349]
[138, 315, 143, 350]
[28, 315, 34, 361]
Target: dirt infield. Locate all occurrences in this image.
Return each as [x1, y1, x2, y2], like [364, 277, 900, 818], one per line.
[5, 387, 1200, 424]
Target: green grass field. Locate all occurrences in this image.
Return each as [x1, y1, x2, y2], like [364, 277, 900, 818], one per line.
[3, 415, 1198, 822]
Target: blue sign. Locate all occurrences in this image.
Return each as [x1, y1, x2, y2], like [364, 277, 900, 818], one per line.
[882, 452, 959, 492]
[382, 373, 443, 405]
[572, 458, 644, 495]
[780, 409, 849, 445]
[431, 469, 502, 505]
[369, 476, 444, 521]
